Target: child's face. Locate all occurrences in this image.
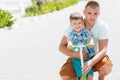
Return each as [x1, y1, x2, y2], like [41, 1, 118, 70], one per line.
[70, 19, 83, 33]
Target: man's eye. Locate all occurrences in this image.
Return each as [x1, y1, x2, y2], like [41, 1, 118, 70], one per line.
[88, 12, 91, 14]
[94, 13, 98, 15]
[78, 22, 82, 24]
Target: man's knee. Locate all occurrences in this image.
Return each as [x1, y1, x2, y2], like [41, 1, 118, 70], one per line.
[61, 76, 77, 80]
[61, 76, 70, 80]
[59, 58, 76, 78]
[98, 64, 112, 76]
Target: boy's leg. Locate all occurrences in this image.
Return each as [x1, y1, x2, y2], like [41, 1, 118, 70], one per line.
[86, 65, 94, 80]
[87, 75, 93, 80]
[79, 75, 93, 80]
[98, 63, 112, 80]
[59, 58, 77, 80]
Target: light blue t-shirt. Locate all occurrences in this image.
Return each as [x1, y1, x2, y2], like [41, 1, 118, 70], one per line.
[64, 20, 109, 50]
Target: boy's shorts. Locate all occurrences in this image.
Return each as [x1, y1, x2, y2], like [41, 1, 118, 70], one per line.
[59, 58, 76, 78]
[72, 58, 94, 78]
[59, 58, 94, 78]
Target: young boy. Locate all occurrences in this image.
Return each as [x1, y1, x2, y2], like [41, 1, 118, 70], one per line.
[67, 12, 96, 80]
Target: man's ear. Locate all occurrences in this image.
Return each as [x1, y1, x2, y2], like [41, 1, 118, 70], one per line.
[83, 9, 85, 15]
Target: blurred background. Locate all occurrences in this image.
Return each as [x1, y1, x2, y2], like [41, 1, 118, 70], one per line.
[0, 0, 119, 80]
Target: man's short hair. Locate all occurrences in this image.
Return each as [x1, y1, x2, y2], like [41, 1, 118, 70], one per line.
[70, 12, 83, 21]
[85, 1, 99, 9]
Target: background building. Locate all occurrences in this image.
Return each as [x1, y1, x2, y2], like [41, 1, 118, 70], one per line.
[0, 0, 32, 18]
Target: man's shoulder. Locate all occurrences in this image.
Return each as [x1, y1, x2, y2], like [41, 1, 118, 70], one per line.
[95, 20, 108, 30]
[95, 20, 110, 39]
[96, 20, 108, 26]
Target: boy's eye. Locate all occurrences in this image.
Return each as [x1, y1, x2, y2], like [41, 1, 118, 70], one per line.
[78, 22, 82, 25]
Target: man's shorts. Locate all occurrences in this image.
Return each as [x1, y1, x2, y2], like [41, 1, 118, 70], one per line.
[59, 58, 76, 78]
[59, 55, 113, 78]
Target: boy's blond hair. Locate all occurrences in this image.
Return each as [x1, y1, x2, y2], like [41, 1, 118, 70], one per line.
[70, 12, 83, 21]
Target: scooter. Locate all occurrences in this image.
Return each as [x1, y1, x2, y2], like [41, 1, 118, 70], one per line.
[74, 44, 88, 80]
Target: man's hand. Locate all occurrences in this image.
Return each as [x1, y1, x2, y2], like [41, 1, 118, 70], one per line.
[82, 60, 94, 74]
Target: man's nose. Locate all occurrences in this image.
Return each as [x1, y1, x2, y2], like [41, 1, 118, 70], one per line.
[90, 15, 95, 20]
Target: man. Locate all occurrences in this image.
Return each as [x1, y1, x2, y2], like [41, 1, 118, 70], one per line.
[59, 1, 112, 80]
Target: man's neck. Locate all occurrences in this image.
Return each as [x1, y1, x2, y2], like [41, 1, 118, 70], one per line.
[84, 19, 95, 30]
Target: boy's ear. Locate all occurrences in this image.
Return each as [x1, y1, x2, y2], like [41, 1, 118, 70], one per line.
[70, 21, 72, 26]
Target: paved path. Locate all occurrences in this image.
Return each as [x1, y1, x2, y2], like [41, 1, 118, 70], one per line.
[0, 0, 119, 80]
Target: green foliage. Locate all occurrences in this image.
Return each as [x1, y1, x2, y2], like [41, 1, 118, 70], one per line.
[25, 5, 42, 16]
[32, 0, 44, 7]
[25, 0, 79, 16]
[63, 0, 79, 7]
[42, 1, 58, 13]
[0, 9, 15, 28]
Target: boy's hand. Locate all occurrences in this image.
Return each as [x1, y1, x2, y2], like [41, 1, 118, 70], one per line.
[88, 43, 94, 48]
[67, 44, 74, 50]
[87, 36, 92, 42]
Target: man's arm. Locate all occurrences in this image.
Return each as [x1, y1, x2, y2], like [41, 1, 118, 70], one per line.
[83, 39, 108, 74]
[91, 39, 108, 65]
[59, 36, 80, 59]
[59, 36, 89, 59]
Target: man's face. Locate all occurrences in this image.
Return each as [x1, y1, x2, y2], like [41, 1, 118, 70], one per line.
[84, 6, 100, 24]
[70, 19, 83, 33]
